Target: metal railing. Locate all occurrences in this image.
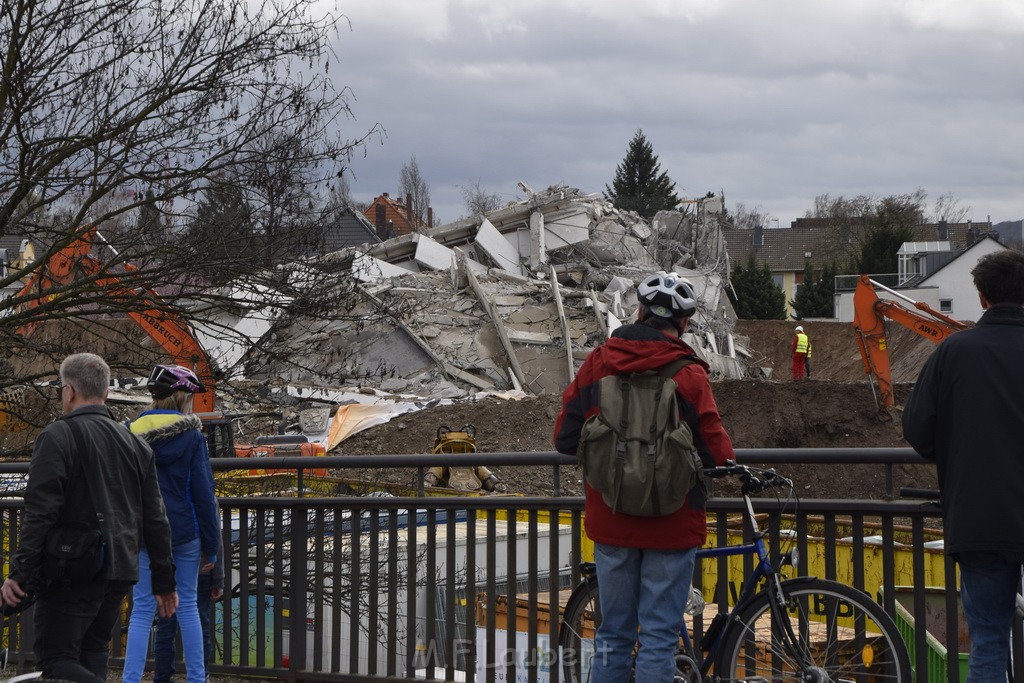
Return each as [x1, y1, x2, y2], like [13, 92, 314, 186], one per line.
[0, 449, 1015, 683]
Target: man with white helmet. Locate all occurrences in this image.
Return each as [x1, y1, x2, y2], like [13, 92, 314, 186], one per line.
[554, 271, 735, 682]
[792, 325, 809, 380]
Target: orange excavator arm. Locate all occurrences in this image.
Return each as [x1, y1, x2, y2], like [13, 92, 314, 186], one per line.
[13, 227, 218, 412]
[852, 274, 969, 418]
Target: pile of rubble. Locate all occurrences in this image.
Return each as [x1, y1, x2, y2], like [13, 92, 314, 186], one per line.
[229, 185, 759, 403]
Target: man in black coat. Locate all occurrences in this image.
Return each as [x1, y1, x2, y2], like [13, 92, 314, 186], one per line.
[1, 353, 178, 683]
[903, 249, 1024, 683]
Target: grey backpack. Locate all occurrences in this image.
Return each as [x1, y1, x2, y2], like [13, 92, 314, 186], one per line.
[579, 358, 704, 516]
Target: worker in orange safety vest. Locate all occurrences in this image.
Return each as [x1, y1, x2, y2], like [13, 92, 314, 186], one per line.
[792, 325, 809, 380]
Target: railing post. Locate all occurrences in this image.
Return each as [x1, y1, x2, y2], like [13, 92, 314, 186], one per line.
[288, 501, 308, 681]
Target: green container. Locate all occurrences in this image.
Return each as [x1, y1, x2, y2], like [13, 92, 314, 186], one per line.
[892, 598, 970, 683]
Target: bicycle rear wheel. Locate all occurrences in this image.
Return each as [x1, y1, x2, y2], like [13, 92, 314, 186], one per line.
[558, 578, 601, 683]
[716, 578, 910, 682]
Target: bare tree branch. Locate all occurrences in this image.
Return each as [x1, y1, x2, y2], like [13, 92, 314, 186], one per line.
[0, 0, 380, 449]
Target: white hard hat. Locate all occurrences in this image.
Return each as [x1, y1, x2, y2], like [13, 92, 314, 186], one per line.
[795, 325, 804, 332]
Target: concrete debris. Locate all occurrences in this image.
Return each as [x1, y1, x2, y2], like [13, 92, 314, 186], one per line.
[228, 186, 770, 437]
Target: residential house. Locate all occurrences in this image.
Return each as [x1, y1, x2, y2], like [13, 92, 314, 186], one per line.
[362, 193, 433, 240]
[319, 206, 382, 253]
[722, 219, 989, 318]
[833, 235, 1006, 323]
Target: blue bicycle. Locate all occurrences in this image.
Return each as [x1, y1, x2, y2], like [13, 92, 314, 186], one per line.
[558, 463, 912, 682]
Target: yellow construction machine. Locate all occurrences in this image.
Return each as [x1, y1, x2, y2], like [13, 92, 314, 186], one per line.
[424, 425, 507, 493]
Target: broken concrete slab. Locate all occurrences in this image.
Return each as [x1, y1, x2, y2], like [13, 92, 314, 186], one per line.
[507, 306, 552, 325]
[529, 210, 547, 270]
[476, 219, 524, 275]
[506, 329, 554, 345]
[492, 295, 528, 307]
[352, 250, 417, 281]
[413, 233, 488, 273]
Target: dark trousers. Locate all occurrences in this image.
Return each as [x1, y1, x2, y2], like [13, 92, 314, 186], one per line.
[33, 579, 132, 683]
[154, 571, 214, 683]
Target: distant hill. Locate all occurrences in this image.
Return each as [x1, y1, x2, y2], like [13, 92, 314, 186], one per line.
[992, 220, 1023, 248]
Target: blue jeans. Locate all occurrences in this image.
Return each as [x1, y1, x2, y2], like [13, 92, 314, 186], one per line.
[590, 542, 696, 683]
[123, 538, 205, 683]
[959, 553, 1020, 683]
[154, 571, 214, 683]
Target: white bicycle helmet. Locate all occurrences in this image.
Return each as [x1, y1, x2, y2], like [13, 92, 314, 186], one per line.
[637, 271, 697, 319]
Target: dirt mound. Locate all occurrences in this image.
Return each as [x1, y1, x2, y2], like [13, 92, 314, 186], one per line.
[733, 319, 935, 383]
[334, 377, 936, 500]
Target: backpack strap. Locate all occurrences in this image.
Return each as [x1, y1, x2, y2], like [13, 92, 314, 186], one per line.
[610, 374, 632, 514]
[651, 357, 693, 515]
[64, 418, 107, 531]
[657, 356, 693, 382]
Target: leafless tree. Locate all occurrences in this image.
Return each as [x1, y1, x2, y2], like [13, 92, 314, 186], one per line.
[330, 172, 355, 210]
[458, 180, 503, 219]
[399, 155, 431, 229]
[806, 193, 875, 222]
[730, 202, 777, 231]
[930, 192, 971, 224]
[0, 0, 380, 444]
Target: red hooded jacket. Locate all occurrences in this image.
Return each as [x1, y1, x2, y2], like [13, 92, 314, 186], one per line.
[554, 323, 734, 549]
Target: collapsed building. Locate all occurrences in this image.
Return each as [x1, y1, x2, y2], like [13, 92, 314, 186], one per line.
[237, 186, 762, 409]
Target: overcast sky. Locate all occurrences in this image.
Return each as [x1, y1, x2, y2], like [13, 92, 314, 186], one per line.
[333, 0, 1024, 228]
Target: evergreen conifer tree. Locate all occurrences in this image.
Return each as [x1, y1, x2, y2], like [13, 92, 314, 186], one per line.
[729, 252, 787, 320]
[604, 129, 680, 219]
[791, 260, 837, 319]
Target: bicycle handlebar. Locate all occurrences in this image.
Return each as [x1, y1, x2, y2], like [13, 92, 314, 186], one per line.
[703, 462, 793, 495]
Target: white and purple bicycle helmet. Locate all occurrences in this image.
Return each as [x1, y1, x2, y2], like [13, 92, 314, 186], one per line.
[147, 364, 205, 399]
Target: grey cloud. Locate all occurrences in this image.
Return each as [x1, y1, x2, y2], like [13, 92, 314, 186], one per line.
[336, 2, 1024, 225]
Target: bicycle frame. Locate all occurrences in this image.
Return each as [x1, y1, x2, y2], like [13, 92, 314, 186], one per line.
[686, 486, 800, 676]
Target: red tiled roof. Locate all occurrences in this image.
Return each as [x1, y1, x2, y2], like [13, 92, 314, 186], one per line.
[362, 194, 424, 237]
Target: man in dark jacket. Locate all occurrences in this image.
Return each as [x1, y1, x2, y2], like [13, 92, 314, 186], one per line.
[554, 272, 734, 682]
[1, 353, 177, 683]
[903, 250, 1024, 683]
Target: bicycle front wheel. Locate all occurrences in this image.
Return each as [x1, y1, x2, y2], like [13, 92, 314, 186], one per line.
[558, 577, 601, 683]
[717, 578, 911, 682]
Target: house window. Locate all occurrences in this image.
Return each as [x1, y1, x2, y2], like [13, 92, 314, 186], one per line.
[940, 299, 952, 313]
[772, 274, 783, 289]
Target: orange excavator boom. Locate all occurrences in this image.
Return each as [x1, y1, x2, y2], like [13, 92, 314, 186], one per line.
[13, 227, 218, 411]
[852, 274, 970, 418]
